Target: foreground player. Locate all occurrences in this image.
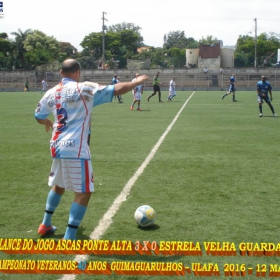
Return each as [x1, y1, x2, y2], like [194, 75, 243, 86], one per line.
[222, 73, 236, 102]
[257, 75, 276, 117]
[35, 59, 149, 240]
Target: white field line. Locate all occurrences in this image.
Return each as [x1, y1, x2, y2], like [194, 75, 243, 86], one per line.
[59, 91, 196, 280]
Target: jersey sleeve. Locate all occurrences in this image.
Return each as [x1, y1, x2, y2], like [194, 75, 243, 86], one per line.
[93, 85, 114, 107]
[34, 95, 52, 120]
[79, 82, 114, 107]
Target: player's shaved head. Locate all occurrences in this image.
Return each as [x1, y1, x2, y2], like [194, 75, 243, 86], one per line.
[261, 75, 266, 81]
[60, 59, 81, 81]
[61, 59, 81, 74]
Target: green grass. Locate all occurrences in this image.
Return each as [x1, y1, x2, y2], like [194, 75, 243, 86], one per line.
[0, 90, 280, 279]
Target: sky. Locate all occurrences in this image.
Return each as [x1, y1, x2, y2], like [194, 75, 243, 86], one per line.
[1, 0, 280, 51]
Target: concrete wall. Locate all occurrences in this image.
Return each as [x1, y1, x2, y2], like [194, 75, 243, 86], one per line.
[1, 68, 280, 91]
[198, 57, 221, 69]
[186, 49, 199, 66]
[187, 47, 235, 69]
[221, 48, 235, 68]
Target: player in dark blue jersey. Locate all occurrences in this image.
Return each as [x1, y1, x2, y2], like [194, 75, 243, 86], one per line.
[257, 76, 276, 117]
[222, 73, 236, 102]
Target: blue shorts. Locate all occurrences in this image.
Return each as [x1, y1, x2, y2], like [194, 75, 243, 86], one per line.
[228, 84, 235, 93]
[258, 95, 270, 103]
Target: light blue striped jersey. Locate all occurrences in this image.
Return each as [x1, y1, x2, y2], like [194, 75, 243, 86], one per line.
[35, 78, 114, 159]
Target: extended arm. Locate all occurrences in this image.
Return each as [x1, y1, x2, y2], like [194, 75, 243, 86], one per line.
[114, 75, 149, 95]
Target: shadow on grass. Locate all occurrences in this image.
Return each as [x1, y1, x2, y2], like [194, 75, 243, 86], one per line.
[136, 224, 160, 231]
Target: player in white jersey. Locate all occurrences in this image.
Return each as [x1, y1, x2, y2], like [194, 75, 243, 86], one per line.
[167, 77, 176, 101]
[35, 59, 149, 240]
[130, 73, 143, 111]
[41, 79, 47, 94]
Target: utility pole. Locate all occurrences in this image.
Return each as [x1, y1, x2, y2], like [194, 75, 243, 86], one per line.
[254, 18, 257, 68]
[102, 12, 107, 69]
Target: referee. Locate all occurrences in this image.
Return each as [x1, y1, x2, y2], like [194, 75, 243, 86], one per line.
[147, 71, 162, 102]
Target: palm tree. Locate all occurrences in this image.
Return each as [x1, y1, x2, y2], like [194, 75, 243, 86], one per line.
[10, 28, 32, 69]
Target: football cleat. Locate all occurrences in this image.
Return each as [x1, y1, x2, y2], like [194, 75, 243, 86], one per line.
[38, 224, 57, 236]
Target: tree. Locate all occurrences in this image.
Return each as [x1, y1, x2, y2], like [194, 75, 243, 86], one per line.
[0, 38, 11, 54]
[199, 35, 220, 45]
[0, 33, 13, 70]
[107, 22, 144, 46]
[59, 42, 78, 62]
[257, 32, 280, 66]
[10, 28, 32, 69]
[23, 30, 60, 69]
[81, 25, 143, 68]
[148, 47, 167, 68]
[80, 32, 103, 61]
[162, 47, 186, 68]
[235, 32, 280, 67]
[163, 31, 199, 49]
[185, 38, 199, 49]
[0, 46, 10, 70]
[234, 35, 255, 67]
[0, 33, 8, 39]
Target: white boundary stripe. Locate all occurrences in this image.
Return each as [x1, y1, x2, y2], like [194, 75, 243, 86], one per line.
[59, 91, 196, 280]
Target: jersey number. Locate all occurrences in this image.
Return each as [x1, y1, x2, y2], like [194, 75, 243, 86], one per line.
[57, 107, 68, 132]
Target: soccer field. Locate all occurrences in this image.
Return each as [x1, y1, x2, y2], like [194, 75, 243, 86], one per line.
[0, 90, 280, 280]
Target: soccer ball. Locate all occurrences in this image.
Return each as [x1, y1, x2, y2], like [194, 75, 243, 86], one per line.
[134, 205, 156, 227]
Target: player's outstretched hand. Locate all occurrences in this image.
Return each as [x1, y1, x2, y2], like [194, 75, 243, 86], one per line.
[114, 76, 149, 95]
[137, 75, 149, 83]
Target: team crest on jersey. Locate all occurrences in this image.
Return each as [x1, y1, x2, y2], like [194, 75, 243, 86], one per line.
[49, 172, 55, 177]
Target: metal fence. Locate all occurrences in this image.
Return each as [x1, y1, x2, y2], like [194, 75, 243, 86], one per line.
[1, 68, 280, 91]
